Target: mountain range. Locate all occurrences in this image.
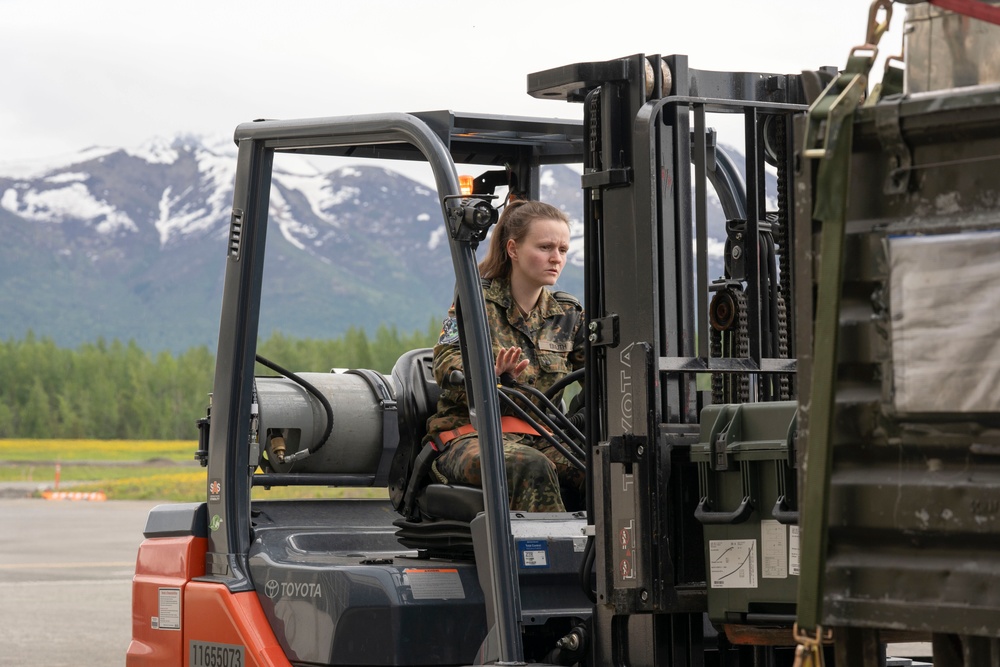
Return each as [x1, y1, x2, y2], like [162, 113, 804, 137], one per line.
[0, 135, 734, 353]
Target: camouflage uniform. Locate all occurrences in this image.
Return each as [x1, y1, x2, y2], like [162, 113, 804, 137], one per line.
[426, 277, 585, 512]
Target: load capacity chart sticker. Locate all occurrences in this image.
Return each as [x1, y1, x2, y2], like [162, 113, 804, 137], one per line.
[708, 539, 758, 589]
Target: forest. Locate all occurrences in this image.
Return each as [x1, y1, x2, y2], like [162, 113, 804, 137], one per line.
[0, 321, 439, 440]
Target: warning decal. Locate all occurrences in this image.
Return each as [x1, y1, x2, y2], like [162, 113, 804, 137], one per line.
[404, 568, 465, 600]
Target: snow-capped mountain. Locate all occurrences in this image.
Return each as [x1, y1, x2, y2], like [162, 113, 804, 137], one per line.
[0, 136, 588, 352]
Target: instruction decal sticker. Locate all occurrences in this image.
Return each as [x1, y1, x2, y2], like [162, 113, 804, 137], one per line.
[518, 540, 550, 568]
[154, 587, 181, 630]
[761, 520, 789, 579]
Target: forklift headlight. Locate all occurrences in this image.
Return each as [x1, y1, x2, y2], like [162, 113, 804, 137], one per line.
[461, 198, 498, 232]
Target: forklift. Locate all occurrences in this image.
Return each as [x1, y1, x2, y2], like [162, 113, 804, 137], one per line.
[128, 3, 1000, 665]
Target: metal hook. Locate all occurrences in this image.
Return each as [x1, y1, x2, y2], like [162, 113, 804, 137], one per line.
[866, 0, 894, 47]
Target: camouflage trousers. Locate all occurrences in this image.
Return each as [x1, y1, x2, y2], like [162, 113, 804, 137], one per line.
[432, 432, 585, 512]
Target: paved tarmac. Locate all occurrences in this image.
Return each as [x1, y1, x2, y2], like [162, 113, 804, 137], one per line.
[0, 495, 163, 667]
[0, 490, 934, 666]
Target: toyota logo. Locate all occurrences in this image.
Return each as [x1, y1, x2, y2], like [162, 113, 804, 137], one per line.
[264, 579, 280, 599]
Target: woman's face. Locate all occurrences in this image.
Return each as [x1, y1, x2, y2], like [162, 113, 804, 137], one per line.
[507, 217, 570, 290]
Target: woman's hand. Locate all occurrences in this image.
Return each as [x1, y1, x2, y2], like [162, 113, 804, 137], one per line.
[495, 346, 530, 380]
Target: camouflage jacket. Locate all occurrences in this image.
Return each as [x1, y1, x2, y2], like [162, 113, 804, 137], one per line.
[425, 277, 585, 441]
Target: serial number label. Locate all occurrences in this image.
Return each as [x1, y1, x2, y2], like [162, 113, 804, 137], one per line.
[190, 641, 244, 667]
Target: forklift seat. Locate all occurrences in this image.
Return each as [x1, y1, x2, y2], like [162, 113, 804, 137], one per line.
[388, 348, 483, 555]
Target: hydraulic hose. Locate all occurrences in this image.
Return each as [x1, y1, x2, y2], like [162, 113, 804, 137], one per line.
[255, 354, 334, 460]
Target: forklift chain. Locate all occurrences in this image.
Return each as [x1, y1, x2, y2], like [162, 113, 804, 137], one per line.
[710, 324, 724, 403]
[777, 294, 791, 400]
[773, 116, 793, 399]
[736, 289, 750, 403]
[588, 91, 601, 164]
[709, 286, 750, 404]
[773, 115, 789, 298]
[709, 287, 734, 404]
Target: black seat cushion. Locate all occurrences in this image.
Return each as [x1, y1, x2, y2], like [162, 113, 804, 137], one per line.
[417, 484, 486, 524]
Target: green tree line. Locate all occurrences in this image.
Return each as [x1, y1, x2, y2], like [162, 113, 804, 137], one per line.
[0, 321, 439, 440]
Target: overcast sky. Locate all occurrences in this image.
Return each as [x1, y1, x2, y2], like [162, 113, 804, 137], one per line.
[2, 0, 906, 168]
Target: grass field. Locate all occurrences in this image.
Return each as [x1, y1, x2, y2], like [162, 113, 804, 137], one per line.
[0, 439, 386, 502]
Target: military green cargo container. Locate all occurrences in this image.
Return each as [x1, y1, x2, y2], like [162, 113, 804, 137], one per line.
[794, 62, 1000, 644]
[692, 401, 799, 624]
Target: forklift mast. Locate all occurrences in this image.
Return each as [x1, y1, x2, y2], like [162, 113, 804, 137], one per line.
[529, 53, 811, 664]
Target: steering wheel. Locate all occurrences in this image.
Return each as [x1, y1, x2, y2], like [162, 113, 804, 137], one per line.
[543, 367, 585, 421]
